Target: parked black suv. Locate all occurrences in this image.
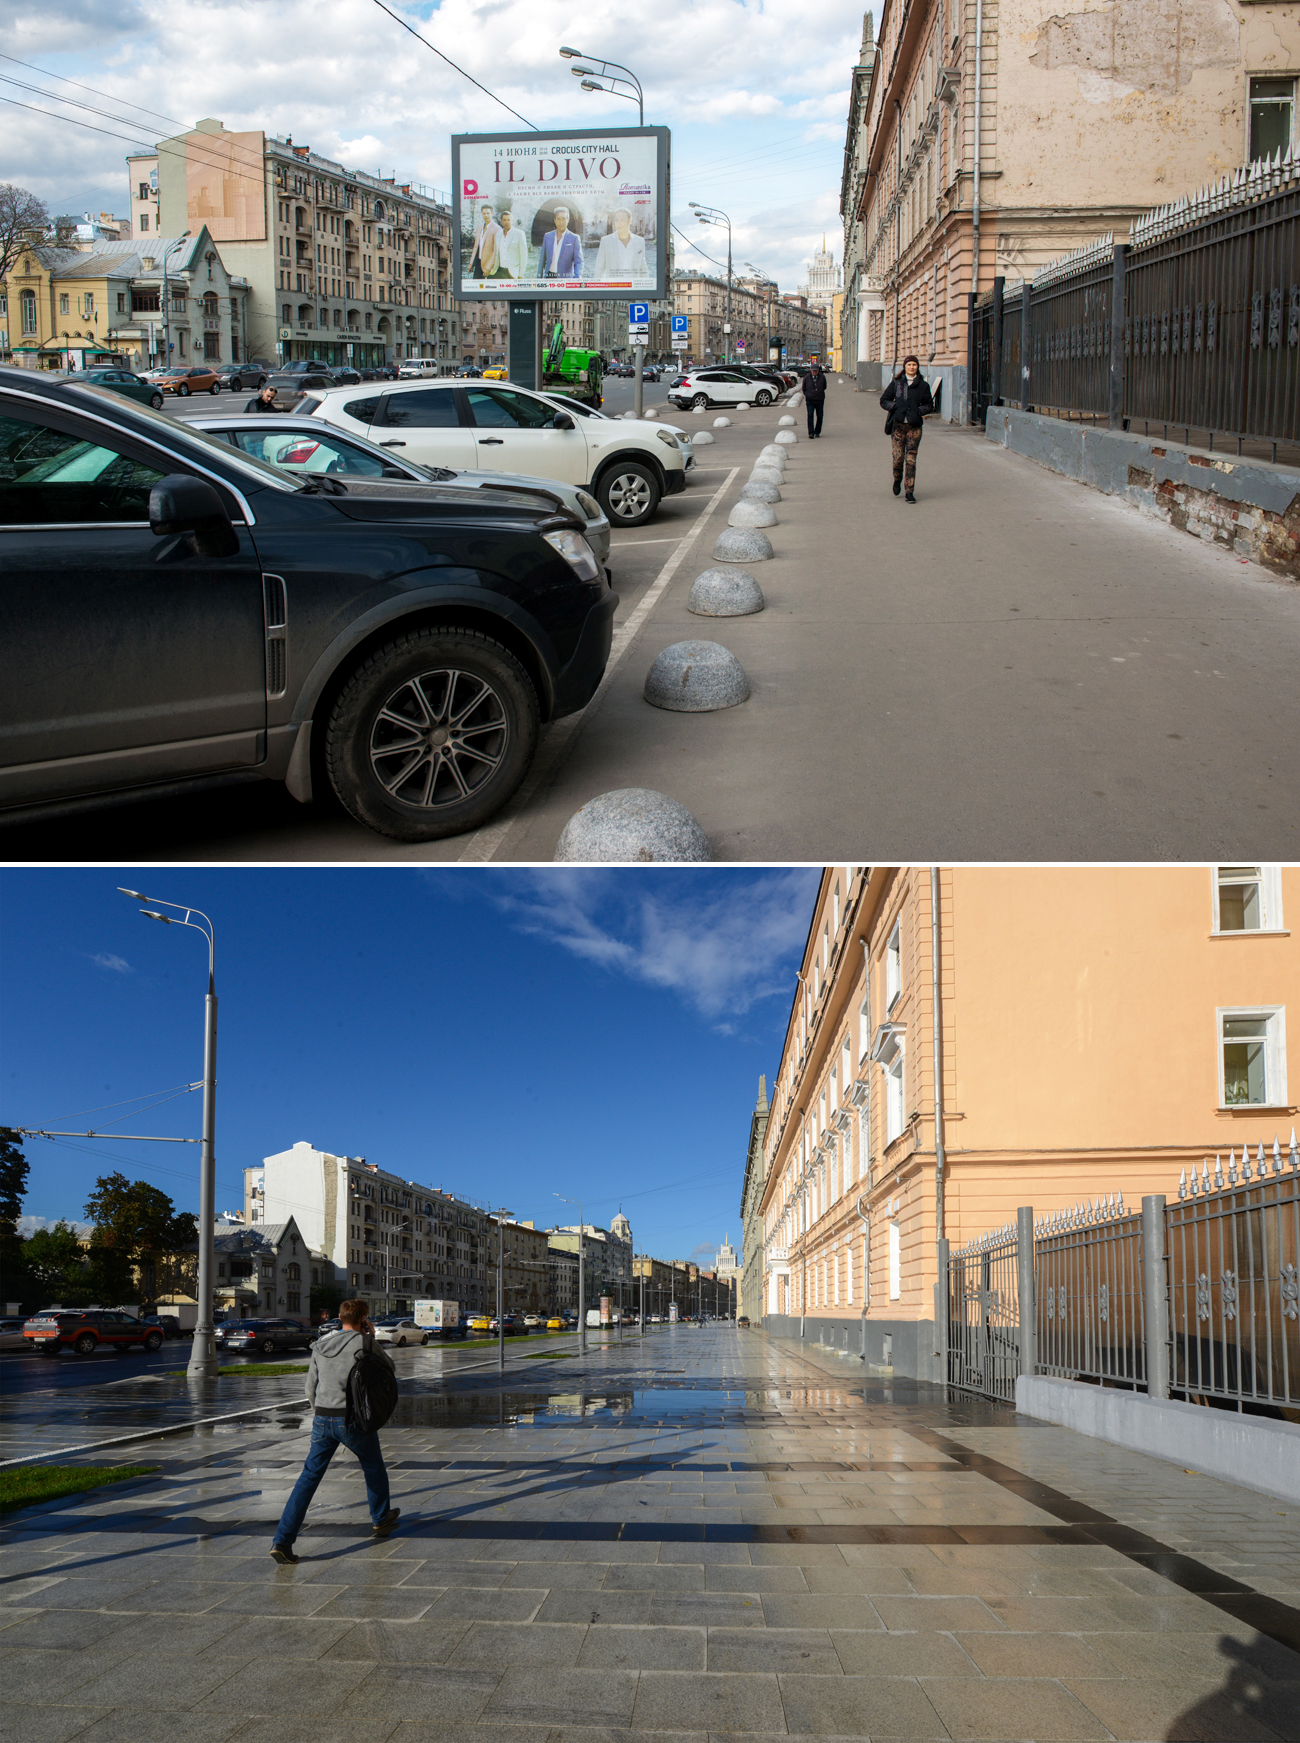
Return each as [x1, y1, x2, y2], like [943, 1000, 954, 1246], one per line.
[0, 368, 617, 840]
[214, 1318, 313, 1353]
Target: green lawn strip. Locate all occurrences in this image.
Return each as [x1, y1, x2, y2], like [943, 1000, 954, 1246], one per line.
[0, 1464, 160, 1515]
[216, 1362, 308, 1378]
[522, 1351, 581, 1360]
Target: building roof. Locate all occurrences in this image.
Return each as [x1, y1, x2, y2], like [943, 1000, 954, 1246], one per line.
[31, 233, 248, 288]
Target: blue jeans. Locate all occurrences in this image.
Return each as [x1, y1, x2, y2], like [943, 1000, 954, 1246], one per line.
[273, 1414, 390, 1548]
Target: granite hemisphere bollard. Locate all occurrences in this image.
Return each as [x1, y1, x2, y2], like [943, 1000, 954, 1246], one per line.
[713, 525, 774, 563]
[778, 414, 796, 427]
[644, 639, 750, 711]
[643, 407, 659, 419]
[713, 416, 731, 428]
[749, 466, 784, 488]
[688, 567, 765, 617]
[728, 499, 778, 529]
[759, 444, 787, 463]
[692, 429, 716, 446]
[554, 788, 710, 862]
[774, 429, 797, 445]
[739, 480, 781, 504]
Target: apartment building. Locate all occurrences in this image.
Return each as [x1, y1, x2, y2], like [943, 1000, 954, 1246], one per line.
[256, 1143, 490, 1317]
[4, 229, 249, 373]
[145, 119, 460, 369]
[672, 271, 824, 366]
[842, 0, 1300, 415]
[738, 1077, 769, 1325]
[760, 865, 1298, 1380]
[549, 1214, 634, 1312]
[212, 1215, 337, 1323]
[484, 1219, 551, 1317]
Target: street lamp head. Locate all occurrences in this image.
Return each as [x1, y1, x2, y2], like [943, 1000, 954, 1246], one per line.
[571, 64, 594, 75]
[140, 910, 171, 924]
[559, 45, 582, 58]
[580, 79, 603, 92]
[118, 887, 148, 901]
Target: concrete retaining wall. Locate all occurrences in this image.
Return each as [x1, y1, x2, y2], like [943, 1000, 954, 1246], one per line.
[984, 407, 1300, 581]
[1015, 1374, 1300, 1505]
[855, 360, 968, 424]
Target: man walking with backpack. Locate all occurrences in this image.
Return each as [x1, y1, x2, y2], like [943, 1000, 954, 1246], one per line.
[270, 1299, 400, 1564]
[801, 360, 827, 438]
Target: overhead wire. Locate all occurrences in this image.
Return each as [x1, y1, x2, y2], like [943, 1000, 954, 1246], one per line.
[368, 0, 538, 130]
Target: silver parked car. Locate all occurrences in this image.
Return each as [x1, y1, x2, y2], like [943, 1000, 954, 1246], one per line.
[192, 414, 612, 569]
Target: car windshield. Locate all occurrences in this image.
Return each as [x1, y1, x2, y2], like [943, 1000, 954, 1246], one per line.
[60, 383, 299, 493]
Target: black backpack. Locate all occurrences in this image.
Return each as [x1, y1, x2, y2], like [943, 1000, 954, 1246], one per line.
[345, 1333, 399, 1434]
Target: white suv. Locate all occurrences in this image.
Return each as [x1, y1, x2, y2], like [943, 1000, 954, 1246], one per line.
[303, 379, 689, 527]
[668, 368, 777, 410]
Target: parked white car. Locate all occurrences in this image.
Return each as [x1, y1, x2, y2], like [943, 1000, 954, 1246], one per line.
[192, 414, 613, 569]
[301, 379, 690, 527]
[667, 368, 777, 410]
[372, 1318, 427, 1347]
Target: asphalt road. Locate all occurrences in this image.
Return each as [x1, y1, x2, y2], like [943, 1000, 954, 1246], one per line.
[6, 381, 1298, 862]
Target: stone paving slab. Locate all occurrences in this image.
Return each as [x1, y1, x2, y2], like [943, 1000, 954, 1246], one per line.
[3, 1327, 1299, 1741]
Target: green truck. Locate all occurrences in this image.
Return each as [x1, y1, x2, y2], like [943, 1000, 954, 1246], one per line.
[541, 321, 604, 408]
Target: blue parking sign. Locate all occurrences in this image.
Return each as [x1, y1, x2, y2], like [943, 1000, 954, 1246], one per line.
[629, 303, 649, 324]
[671, 315, 687, 335]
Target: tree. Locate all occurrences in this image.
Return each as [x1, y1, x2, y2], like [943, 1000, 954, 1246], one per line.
[83, 1173, 198, 1303]
[0, 184, 50, 288]
[0, 1128, 30, 1305]
[22, 1222, 91, 1304]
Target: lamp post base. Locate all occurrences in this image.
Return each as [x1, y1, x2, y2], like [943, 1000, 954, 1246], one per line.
[187, 1331, 219, 1380]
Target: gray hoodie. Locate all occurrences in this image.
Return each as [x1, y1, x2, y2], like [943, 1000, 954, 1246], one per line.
[305, 1326, 395, 1415]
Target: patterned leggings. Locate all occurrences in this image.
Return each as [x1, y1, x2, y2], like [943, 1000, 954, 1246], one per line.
[891, 426, 922, 489]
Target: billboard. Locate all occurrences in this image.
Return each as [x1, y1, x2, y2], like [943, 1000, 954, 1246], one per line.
[185, 129, 266, 241]
[452, 127, 669, 301]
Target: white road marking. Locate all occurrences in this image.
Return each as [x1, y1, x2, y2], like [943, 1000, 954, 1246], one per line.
[457, 464, 741, 862]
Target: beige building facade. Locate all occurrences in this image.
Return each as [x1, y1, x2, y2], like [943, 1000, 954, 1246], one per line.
[672, 272, 826, 367]
[760, 865, 1299, 1379]
[843, 0, 1300, 416]
[738, 1077, 769, 1324]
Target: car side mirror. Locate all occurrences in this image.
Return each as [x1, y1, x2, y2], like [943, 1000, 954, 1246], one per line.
[552, 412, 575, 431]
[149, 473, 240, 559]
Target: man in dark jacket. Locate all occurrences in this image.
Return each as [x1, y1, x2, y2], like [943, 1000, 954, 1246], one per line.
[246, 385, 279, 413]
[879, 356, 935, 500]
[801, 361, 827, 438]
[270, 1298, 399, 1564]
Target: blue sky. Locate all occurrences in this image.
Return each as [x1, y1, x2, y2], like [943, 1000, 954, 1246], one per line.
[0, 868, 815, 1266]
[0, 0, 865, 292]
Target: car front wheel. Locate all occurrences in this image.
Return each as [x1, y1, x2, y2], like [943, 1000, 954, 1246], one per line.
[326, 627, 539, 842]
[74, 1333, 98, 1355]
[210, 382, 220, 394]
[144, 1332, 164, 1351]
[597, 462, 660, 528]
[755, 389, 773, 406]
[178, 384, 190, 397]
[691, 394, 709, 410]
[150, 392, 164, 410]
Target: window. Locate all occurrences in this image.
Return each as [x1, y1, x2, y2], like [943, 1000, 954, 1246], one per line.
[286, 1291, 301, 1311]
[0, 413, 168, 526]
[1214, 866, 1284, 933]
[139, 213, 149, 232]
[888, 1221, 901, 1300]
[886, 920, 902, 1009]
[59, 293, 70, 316]
[859, 995, 870, 1060]
[138, 181, 151, 200]
[116, 293, 126, 313]
[1219, 1008, 1287, 1107]
[467, 386, 562, 429]
[1249, 77, 1295, 162]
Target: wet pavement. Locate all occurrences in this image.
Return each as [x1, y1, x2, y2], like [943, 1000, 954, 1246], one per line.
[2, 1326, 1298, 1741]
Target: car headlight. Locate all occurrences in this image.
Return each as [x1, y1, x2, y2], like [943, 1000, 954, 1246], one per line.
[655, 430, 680, 450]
[543, 528, 603, 584]
[575, 489, 603, 521]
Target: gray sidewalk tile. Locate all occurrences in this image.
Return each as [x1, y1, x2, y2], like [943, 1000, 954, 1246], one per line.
[604, 1563, 706, 1593]
[0, 1708, 108, 1743]
[631, 1669, 787, 1733]
[923, 1677, 1112, 1741]
[872, 1595, 1007, 1633]
[537, 1587, 652, 1624]
[340, 1663, 504, 1724]
[706, 1626, 841, 1674]
[420, 1586, 547, 1622]
[69, 1713, 248, 1743]
[578, 1623, 707, 1670]
[649, 1594, 768, 1628]
[0, 1648, 120, 1703]
[760, 1595, 883, 1631]
[484, 1665, 640, 1727]
[448, 1620, 589, 1666]
[1064, 1674, 1293, 1742]
[65, 1656, 252, 1712]
[955, 1630, 1121, 1679]
[830, 1631, 981, 1677]
[195, 1658, 373, 1716]
[776, 1672, 948, 1737]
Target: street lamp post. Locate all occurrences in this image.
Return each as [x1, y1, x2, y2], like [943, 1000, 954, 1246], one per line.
[491, 1208, 513, 1373]
[161, 233, 191, 372]
[690, 205, 732, 363]
[118, 887, 217, 1381]
[554, 1193, 586, 1352]
[746, 263, 778, 365]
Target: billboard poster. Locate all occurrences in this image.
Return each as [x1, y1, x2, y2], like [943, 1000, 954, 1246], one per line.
[452, 127, 669, 301]
[185, 129, 266, 241]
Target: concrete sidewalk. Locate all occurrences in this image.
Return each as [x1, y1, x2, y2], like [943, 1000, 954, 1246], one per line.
[489, 384, 1300, 862]
[3, 1327, 1298, 1741]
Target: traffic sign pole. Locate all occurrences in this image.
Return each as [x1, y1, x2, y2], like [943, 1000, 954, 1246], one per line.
[629, 303, 649, 420]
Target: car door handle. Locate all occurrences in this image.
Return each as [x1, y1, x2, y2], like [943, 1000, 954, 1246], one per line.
[380, 440, 406, 447]
[479, 437, 504, 444]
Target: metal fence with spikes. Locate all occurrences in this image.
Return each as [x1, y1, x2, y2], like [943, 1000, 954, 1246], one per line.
[942, 1132, 1299, 1407]
[1035, 1192, 1146, 1390]
[967, 143, 1300, 454]
[1167, 1131, 1300, 1410]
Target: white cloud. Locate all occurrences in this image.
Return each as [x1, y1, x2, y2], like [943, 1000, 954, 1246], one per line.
[89, 952, 132, 973]
[17, 1214, 92, 1235]
[491, 868, 817, 1022]
[0, 0, 858, 290]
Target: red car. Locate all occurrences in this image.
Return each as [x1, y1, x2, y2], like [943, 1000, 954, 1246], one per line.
[23, 1310, 165, 1355]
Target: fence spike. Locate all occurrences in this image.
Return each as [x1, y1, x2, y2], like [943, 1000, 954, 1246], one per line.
[1274, 1134, 1284, 1177]
[1116, 1188, 1124, 1216]
[1215, 1154, 1225, 1190]
[1242, 1146, 1253, 1183]
[1228, 1149, 1239, 1186]
[1203, 1159, 1212, 1194]
[1290, 1129, 1298, 1172]
[1178, 1166, 1187, 1201]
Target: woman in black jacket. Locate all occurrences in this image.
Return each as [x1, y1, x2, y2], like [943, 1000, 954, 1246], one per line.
[879, 356, 935, 501]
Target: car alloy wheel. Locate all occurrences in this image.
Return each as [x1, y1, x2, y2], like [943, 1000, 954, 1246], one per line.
[261, 1338, 275, 1352]
[144, 1332, 163, 1351]
[178, 384, 190, 396]
[150, 393, 164, 410]
[598, 462, 660, 528]
[74, 1333, 97, 1355]
[210, 382, 220, 394]
[756, 389, 773, 405]
[327, 627, 539, 841]
[691, 394, 709, 410]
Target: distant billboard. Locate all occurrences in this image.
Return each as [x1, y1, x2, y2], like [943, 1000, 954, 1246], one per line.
[185, 129, 266, 241]
[451, 127, 669, 301]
